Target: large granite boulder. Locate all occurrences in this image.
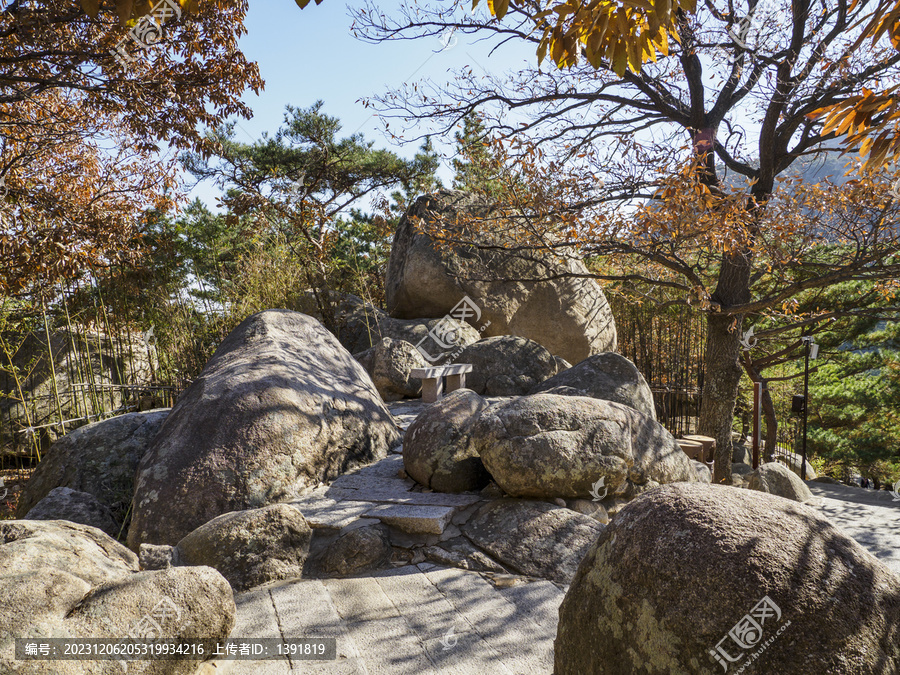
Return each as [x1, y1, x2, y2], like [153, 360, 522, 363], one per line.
[354, 337, 426, 401]
[385, 191, 617, 365]
[333, 293, 480, 359]
[0, 520, 139, 587]
[65, 566, 234, 673]
[403, 389, 491, 493]
[22, 487, 120, 538]
[454, 336, 558, 395]
[0, 520, 234, 674]
[15, 409, 169, 531]
[470, 394, 697, 499]
[529, 352, 656, 420]
[748, 462, 815, 503]
[555, 483, 900, 675]
[173, 504, 312, 591]
[463, 499, 604, 584]
[128, 310, 400, 549]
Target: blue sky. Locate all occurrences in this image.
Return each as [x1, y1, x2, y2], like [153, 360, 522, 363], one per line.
[186, 1, 534, 209]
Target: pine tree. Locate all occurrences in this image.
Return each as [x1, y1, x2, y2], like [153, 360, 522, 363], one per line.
[450, 113, 504, 198]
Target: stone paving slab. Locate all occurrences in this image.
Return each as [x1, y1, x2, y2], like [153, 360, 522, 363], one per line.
[372, 565, 474, 639]
[421, 566, 556, 674]
[495, 580, 566, 641]
[320, 487, 481, 508]
[324, 576, 402, 623]
[420, 630, 514, 675]
[210, 578, 357, 674]
[366, 504, 456, 535]
[298, 502, 378, 530]
[354, 454, 406, 478]
[339, 615, 435, 675]
[211, 564, 559, 674]
[330, 474, 418, 492]
[808, 482, 900, 575]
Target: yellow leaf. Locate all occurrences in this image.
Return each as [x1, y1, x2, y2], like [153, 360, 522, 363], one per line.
[488, 0, 510, 20]
[612, 39, 628, 75]
[537, 37, 549, 65]
[80, 0, 100, 18]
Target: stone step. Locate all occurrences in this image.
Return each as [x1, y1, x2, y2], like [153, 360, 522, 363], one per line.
[351, 455, 406, 479]
[366, 504, 456, 535]
[321, 487, 481, 508]
[330, 475, 417, 493]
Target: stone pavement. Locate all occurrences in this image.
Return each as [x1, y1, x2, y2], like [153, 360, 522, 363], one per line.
[807, 481, 900, 575]
[209, 564, 565, 674]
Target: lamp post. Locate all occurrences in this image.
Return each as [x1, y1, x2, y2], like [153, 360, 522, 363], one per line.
[799, 336, 819, 480]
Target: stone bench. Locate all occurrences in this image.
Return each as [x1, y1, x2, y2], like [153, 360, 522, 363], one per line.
[410, 364, 473, 403]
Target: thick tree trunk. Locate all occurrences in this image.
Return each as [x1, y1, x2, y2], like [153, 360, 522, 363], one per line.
[699, 314, 744, 483]
[762, 385, 778, 462]
[699, 249, 752, 483]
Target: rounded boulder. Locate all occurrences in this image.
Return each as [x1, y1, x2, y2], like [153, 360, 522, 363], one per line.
[403, 389, 491, 493]
[470, 394, 697, 499]
[555, 482, 900, 675]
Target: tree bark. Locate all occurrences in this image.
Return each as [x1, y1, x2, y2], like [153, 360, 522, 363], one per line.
[699, 313, 744, 483]
[761, 384, 778, 462]
[699, 250, 752, 483]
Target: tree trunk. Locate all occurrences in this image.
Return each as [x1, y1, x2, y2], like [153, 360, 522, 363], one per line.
[761, 384, 778, 462]
[699, 313, 744, 483]
[699, 247, 753, 482]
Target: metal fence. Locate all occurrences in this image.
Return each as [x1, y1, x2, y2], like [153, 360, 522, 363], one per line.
[612, 297, 706, 437]
[0, 277, 182, 464]
[611, 295, 801, 455]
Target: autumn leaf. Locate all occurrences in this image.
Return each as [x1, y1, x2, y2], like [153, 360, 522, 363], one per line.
[488, 0, 510, 20]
